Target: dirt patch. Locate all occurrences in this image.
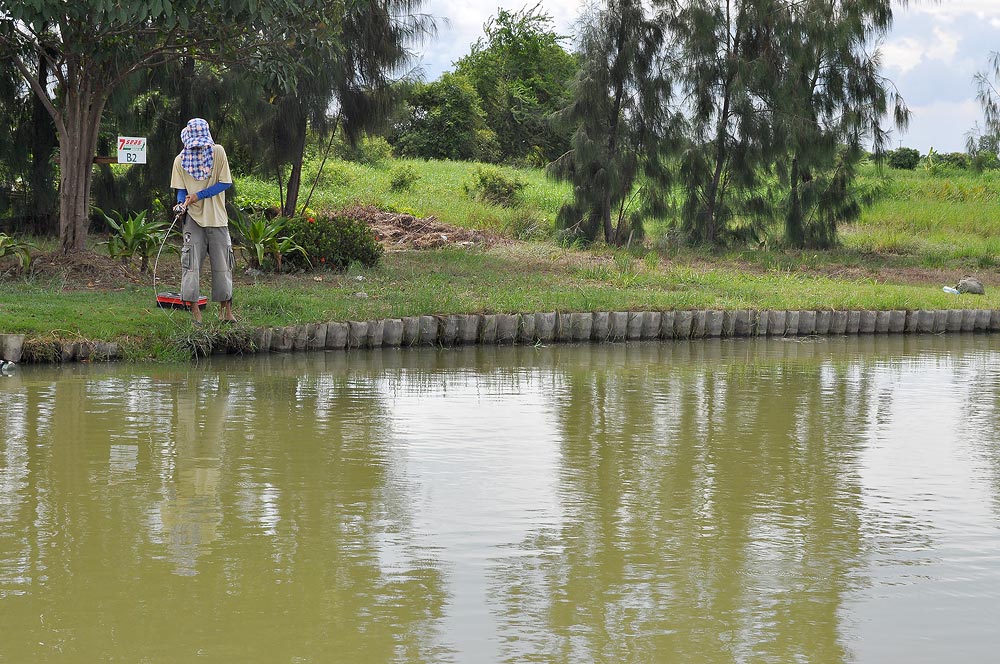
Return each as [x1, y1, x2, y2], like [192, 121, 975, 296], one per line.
[26, 250, 146, 290]
[343, 205, 509, 250]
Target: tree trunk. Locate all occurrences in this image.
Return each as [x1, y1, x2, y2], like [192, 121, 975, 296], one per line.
[786, 155, 804, 248]
[29, 52, 58, 236]
[58, 76, 106, 253]
[283, 114, 307, 217]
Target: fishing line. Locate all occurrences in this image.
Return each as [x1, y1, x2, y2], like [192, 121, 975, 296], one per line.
[152, 204, 188, 325]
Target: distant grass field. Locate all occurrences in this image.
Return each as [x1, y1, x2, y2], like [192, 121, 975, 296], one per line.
[235, 157, 573, 240]
[846, 166, 1000, 269]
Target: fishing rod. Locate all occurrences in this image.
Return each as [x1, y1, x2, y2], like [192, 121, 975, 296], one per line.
[152, 203, 206, 319]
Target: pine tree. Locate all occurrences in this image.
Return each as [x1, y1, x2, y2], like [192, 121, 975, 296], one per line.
[551, 0, 674, 246]
[774, 0, 908, 248]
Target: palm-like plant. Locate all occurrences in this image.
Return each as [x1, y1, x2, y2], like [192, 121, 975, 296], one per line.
[0, 232, 35, 273]
[95, 208, 170, 272]
[229, 209, 309, 272]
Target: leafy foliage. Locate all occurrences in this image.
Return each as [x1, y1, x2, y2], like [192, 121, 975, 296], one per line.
[464, 167, 526, 208]
[887, 148, 921, 170]
[453, 5, 577, 164]
[281, 213, 384, 271]
[389, 165, 421, 192]
[228, 209, 308, 272]
[550, 0, 672, 246]
[391, 73, 499, 161]
[0, 232, 35, 273]
[94, 208, 170, 273]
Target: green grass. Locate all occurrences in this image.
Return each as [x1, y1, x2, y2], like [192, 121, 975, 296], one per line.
[6, 157, 1000, 362]
[236, 157, 572, 239]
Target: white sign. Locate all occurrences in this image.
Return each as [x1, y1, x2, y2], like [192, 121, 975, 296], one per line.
[117, 136, 147, 164]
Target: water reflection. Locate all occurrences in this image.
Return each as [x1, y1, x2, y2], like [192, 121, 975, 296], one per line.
[2, 336, 1000, 662]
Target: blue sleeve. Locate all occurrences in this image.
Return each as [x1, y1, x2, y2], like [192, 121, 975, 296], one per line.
[197, 181, 233, 200]
[176, 188, 187, 203]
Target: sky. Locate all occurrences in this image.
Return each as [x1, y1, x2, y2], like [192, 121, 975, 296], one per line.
[416, 0, 1000, 154]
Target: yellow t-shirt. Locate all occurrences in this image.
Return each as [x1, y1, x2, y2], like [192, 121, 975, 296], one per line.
[170, 144, 233, 228]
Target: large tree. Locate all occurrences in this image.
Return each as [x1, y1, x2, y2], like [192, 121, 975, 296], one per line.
[454, 4, 577, 164]
[550, 0, 674, 246]
[773, 0, 908, 248]
[0, 0, 339, 253]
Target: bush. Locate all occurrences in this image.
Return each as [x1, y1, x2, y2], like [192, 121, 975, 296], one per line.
[336, 134, 393, 167]
[282, 213, 383, 271]
[389, 165, 421, 192]
[0, 232, 35, 273]
[886, 147, 920, 170]
[465, 166, 526, 207]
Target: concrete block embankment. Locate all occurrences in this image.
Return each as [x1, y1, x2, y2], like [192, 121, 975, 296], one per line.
[8, 308, 1000, 364]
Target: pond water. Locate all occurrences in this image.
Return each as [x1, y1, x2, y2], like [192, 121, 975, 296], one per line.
[2, 336, 1000, 663]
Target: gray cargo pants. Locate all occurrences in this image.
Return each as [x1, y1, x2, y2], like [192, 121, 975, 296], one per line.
[180, 214, 234, 304]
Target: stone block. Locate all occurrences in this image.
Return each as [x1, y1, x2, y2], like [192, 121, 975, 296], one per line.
[875, 311, 890, 334]
[674, 310, 693, 339]
[0, 334, 24, 363]
[518, 314, 537, 343]
[798, 310, 817, 335]
[975, 309, 992, 332]
[571, 312, 593, 342]
[626, 312, 643, 340]
[383, 319, 404, 347]
[660, 311, 676, 339]
[767, 310, 786, 336]
[932, 310, 948, 334]
[815, 311, 831, 335]
[609, 312, 628, 340]
[497, 314, 519, 344]
[307, 323, 327, 350]
[785, 310, 799, 336]
[830, 311, 848, 335]
[480, 315, 498, 344]
[846, 311, 861, 334]
[730, 310, 750, 337]
[859, 311, 877, 335]
[962, 309, 977, 332]
[535, 313, 557, 342]
[367, 319, 384, 347]
[271, 326, 293, 352]
[419, 315, 438, 345]
[946, 309, 963, 333]
[641, 311, 662, 339]
[689, 311, 706, 339]
[347, 321, 368, 348]
[591, 312, 609, 342]
[459, 315, 480, 344]
[326, 322, 348, 349]
[888, 311, 906, 334]
[705, 311, 723, 338]
[402, 317, 421, 346]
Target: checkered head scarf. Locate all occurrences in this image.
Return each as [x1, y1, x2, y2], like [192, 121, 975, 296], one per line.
[180, 118, 215, 180]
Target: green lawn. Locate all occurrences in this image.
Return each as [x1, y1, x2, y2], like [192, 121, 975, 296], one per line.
[3, 158, 1000, 361]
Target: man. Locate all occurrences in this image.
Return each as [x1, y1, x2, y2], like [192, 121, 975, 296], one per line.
[171, 117, 236, 324]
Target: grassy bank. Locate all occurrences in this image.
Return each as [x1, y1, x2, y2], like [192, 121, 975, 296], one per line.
[3, 158, 1000, 362]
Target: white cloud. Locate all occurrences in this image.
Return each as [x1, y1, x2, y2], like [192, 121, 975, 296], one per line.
[897, 99, 981, 152]
[881, 26, 962, 74]
[882, 37, 927, 74]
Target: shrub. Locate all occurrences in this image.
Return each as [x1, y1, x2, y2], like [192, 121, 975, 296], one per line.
[229, 209, 308, 272]
[337, 134, 393, 167]
[94, 208, 170, 273]
[282, 213, 383, 271]
[0, 232, 35, 273]
[389, 165, 421, 192]
[886, 147, 920, 170]
[465, 166, 526, 207]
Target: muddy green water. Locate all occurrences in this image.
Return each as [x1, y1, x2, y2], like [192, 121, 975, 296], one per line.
[3, 336, 1000, 662]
